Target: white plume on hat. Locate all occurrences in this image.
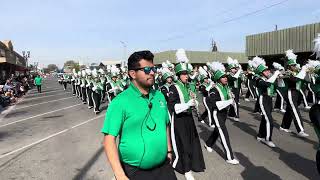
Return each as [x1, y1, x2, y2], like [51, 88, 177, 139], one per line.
[162, 62, 168, 68]
[251, 56, 266, 69]
[248, 60, 253, 67]
[199, 66, 208, 76]
[81, 69, 86, 77]
[306, 59, 320, 70]
[85, 68, 92, 75]
[92, 68, 98, 77]
[176, 49, 189, 63]
[227, 57, 234, 65]
[285, 49, 297, 60]
[98, 68, 105, 74]
[111, 65, 120, 75]
[313, 33, 320, 59]
[211, 61, 225, 72]
[72, 69, 77, 75]
[272, 62, 284, 70]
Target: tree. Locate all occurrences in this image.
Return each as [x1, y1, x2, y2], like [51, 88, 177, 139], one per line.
[47, 64, 58, 72]
[43, 68, 50, 74]
[64, 60, 80, 72]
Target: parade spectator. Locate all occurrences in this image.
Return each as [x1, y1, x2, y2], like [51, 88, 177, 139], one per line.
[34, 74, 42, 93]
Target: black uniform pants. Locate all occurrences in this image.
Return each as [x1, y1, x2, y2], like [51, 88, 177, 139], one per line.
[36, 85, 41, 93]
[76, 85, 82, 98]
[81, 87, 87, 103]
[63, 82, 67, 90]
[274, 88, 286, 110]
[92, 91, 101, 111]
[102, 83, 107, 101]
[258, 95, 274, 141]
[228, 88, 240, 118]
[121, 160, 177, 180]
[206, 110, 235, 160]
[245, 79, 256, 99]
[86, 87, 93, 107]
[281, 89, 305, 132]
[71, 82, 76, 95]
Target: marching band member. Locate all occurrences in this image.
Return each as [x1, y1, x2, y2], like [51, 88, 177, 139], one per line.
[244, 60, 257, 102]
[273, 62, 287, 113]
[251, 56, 280, 148]
[106, 66, 124, 101]
[85, 69, 94, 109]
[198, 66, 214, 125]
[92, 69, 103, 114]
[203, 61, 239, 165]
[71, 69, 77, 96]
[81, 70, 87, 104]
[167, 49, 205, 180]
[280, 50, 309, 137]
[99, 69, 107, 102]
[227, 57, 242, 121]
[159, 67, 174, 102]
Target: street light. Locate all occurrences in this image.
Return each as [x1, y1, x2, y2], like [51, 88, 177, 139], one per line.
[22, 50, 30, 68]
[120, 41, 127, 67]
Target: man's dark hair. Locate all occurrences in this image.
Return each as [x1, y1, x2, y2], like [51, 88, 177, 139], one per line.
[128, 50, 154, 70]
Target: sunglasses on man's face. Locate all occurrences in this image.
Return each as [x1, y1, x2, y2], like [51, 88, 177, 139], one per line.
[133, 66, 158, 74]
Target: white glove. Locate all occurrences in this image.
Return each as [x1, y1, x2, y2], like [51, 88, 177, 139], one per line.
[187, 99, 196, 107]
[267, 70, 280, 83]
[233, 69, 242, 78]
[295, 66, 307, 80]
[108, 88, 115, 93]
[174, 103, 190, 114]
[92, 86, 97, 91]
[80, 84, 84, 87]
[216, 99, 233, 110]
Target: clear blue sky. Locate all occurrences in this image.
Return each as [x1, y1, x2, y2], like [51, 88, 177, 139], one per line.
[0, 0, 319, 68]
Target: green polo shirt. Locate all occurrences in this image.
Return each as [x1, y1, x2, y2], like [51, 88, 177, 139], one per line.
[34, 77, 42, 85]
[101, 82, 170, 169]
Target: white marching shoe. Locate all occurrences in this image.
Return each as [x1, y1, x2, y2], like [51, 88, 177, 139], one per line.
[280, 109, 286, 113]
[226, 159, 239, 165]
[305, 106, 311, 110]
[297, 131, 309, 137]
[280, 127, 292, 133]
[257, 137, 276, 148]
[265, 141, 276, 148]
[230, 117, 240, 122]
[204, 144, 213, 153]
[185, 171, 195, 180]
[200, 120, 205, 124]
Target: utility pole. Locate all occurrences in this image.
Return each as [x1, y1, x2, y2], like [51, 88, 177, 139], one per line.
[120, 41, 127, 67]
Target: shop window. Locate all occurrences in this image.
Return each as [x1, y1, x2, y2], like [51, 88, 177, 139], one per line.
[0, 49, 5, 57]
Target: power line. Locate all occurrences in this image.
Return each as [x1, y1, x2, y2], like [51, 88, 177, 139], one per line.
[158, 0, 291, 43]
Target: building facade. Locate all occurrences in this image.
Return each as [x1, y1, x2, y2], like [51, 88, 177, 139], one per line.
[0, 40, 27, 83]
[154, 50, 247, 65]
[246, 22, 320, 65]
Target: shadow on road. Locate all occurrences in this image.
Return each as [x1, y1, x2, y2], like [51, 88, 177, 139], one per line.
[4, 111, 28, 118]
[273, 147, 319, 180]
[235, 152, 281, 180]
[72, 146, 104, 180]
[42, 115, 64, 119]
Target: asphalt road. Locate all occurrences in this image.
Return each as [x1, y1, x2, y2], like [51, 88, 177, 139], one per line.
[0, 78, 319, 180]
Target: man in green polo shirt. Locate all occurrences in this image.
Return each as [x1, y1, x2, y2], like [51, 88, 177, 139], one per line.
[34, 74, 42, 93]
[101, 51, 177, 180]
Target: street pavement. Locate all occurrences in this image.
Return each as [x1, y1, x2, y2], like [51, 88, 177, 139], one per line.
[0, 78, 319, 180]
